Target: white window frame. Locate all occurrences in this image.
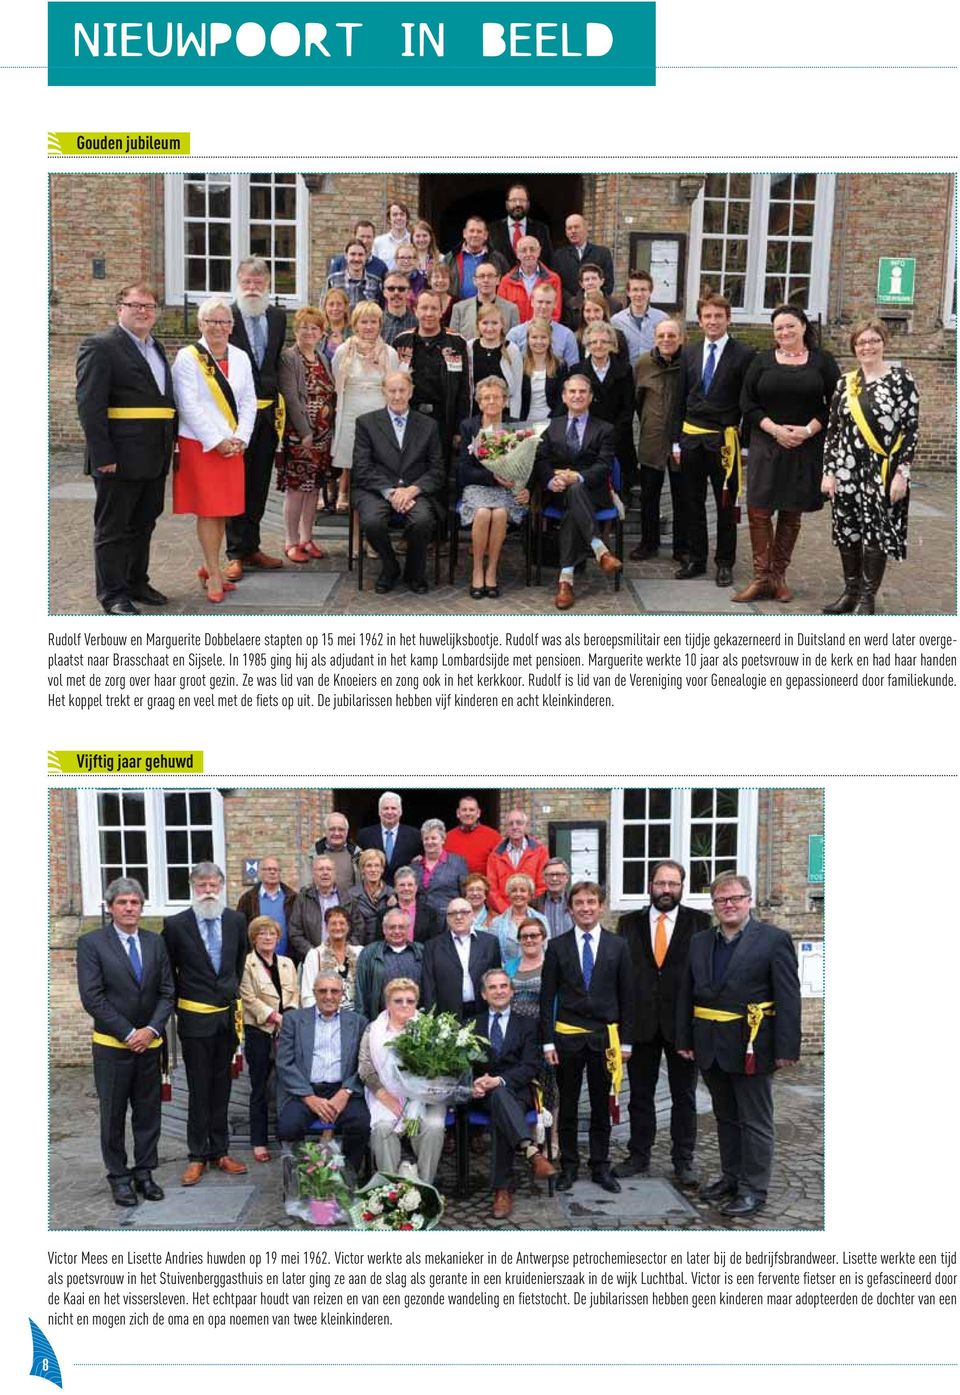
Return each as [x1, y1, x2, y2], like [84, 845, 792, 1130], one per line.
[77, 790, 225, 917]
[609, 789, 758, 913]
[164, 173, 310, 307]
[687, 174, 835, 324]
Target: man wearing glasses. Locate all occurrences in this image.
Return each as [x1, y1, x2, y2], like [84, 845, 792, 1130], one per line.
[676, 872, 801, 1218]
[380, 272, 417, 345]
[76, 282, 177, 613]
[421, 898, 501, 1020]
[617, 861, 710, 1186]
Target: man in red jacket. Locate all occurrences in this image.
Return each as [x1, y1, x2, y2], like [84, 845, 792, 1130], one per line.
[486, 810, 549, 913]
[497, 237, 563, 323]
[443, 795, 501, 875]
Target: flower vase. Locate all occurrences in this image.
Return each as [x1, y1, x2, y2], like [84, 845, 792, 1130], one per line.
[309, 1197, 340, 1227]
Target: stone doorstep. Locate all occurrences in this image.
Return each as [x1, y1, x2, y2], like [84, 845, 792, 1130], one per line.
[557, 1175, 699, 1222]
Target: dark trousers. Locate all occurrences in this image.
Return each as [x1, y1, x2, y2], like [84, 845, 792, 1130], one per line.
[556, 1030, 611, 1171]
[277, 1082, 371, 1174]
[701, 1066, 775, 1198]
[245, 1027, 275, 1149]
[639, 466, 687, 556]
[92, 472, 166, 609]
[180, 1030, 235, 1162]
[226, 408, 277, 558]
[358, 494, 435, 583]
[92, 1043, 162, 1180]
[557, 479, 601, 570]
[626, 1032, 698, 1165]
[680, 438, 738, 567]
[484, 1084, 532, 1189]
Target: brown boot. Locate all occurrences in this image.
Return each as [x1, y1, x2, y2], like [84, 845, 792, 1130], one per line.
[769, 511, 802, 601]
[732, 507, 775, 601]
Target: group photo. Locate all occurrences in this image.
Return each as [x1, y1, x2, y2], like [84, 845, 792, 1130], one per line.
[50, 784, 825, 1231]
[50, 171, 956, 617]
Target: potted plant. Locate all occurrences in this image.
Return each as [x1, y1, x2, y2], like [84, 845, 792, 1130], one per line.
[294, 1138, 351, 1226]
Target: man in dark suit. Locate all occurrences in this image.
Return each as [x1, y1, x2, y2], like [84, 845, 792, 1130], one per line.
[76, 877, 175, 1206]
[162, 862, 249, 1185]
[470, 969, 555, 1219]
[489, 183, 554, 268]
[541, 881, 634, 1193]
[674, 292, 755, 587]
[224, 257, 287, 578]
[553, 213, 615, 302]
[356, 792, 423, 880]
[617, 860, 710, 1186]
[534, 374, 622, 610]
[75, 281, 176, 614]
[676, 872, 801, 1218]
[421, 898, 502, 1020]
[353, 372, 446, 594]
[276, 973, 370, 1176]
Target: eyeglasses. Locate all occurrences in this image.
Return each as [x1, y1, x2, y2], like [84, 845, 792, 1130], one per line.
[385, 285, 408, 293]
[856, 337, 884, 347]
[120, 301, 157, 312]
[389, 997, 417, 1006]
[712, 894, 749, 906]
[202, 319, 233, 328]
[519, 933, 544, 942]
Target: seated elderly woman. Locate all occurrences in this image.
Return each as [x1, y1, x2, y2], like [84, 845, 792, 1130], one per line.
[343, 847, 393, 946]
[413, 820, 470, 918]
[298, 905, 360, 1005]
[463, 872, 492, 932]
[457, 375, 531, 600]
[240, 915, 300, 1163]
[488, 873, 548, 968]
[359, 977, 446, 1183]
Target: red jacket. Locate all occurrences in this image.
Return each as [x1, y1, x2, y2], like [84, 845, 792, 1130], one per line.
[486, 836, 549, 913]
[444, 823, 501, 876]
[497, 264, 563, 323]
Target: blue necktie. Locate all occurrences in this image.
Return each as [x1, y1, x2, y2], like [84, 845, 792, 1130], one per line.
[384, 829, 395, 865]
[490, 1012, 504, 1056]
[703, 342, 717, 393]
[127, 935, 142, 983]
[566, 416, 580, 453]
[203, 918, 222, 974]
[581, 932, 594, 990]
[251, 315, 266, 369]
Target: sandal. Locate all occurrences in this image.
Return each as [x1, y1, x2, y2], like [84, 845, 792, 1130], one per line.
[302, 541, 325, 559]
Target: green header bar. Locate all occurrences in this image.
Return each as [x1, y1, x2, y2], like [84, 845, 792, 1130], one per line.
[48, 3, 656, 86]
[49, 750, 204, 773]
[49, 131, 190, 154]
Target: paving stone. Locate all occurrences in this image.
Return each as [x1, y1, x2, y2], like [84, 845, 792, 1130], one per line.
[558, 1176, 697, 1223]
[122, 1183, 258, 1229]
[629, 578, 751, 614]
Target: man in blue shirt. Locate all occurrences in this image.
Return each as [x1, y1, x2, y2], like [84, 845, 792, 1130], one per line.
[236, 857, 295, 957]
[611, 271, 668, 366]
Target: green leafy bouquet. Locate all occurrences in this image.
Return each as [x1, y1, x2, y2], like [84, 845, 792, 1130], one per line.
[349, 1170, 444, 1231]
[388, 1009, 488, 1131]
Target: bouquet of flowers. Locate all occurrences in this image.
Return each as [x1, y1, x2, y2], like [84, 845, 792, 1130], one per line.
[349, 1169, 444, 1231]
[468, 419, 548, 495]
[388, 1009, 488, 1133]
[288, 1137, 352, 1227]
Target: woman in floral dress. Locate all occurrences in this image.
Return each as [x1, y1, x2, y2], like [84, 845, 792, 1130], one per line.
[277, 307, 335, 563]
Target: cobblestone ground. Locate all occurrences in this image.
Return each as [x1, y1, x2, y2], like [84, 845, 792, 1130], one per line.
[50, 455, 955, 617]
[50, 1059, 822, 1233]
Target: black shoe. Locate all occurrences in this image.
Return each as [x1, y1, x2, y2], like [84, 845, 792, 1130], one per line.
[106, 600, 140, 615]
[131, 585, 168, 606]
[720, 1191, 765, 1218]
[675, 561, 706, 580]
[555, 1169, 578, 1192]
[700, 1176, 737, 1202]
[375, 567, 400, 594]
[485, 585, 501, 600]
[716, 564, 734, 587]
[673, 1162, 699, 1189]
[110, 1178, 138, 1208]
[134, 1174, 165, 1202]
[408, 579, 429, 595]
[629, 543, 658, 561]
[469, 586, 487, 599]
[591, 1166, 621, 1194]
[615, 1155, 650, 1178]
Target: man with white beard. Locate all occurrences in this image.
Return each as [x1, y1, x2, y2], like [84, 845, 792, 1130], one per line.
[163, 862, 249, 1185]
[224, 257, 287, 580]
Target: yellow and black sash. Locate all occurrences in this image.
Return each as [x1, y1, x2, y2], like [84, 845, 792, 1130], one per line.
[187, 343, 238, 433]
[843, 370, 905, 493]
[693, 1000, 775, 1075]
[555, 1020, 624, 1120]
[682, 420, 743, 506]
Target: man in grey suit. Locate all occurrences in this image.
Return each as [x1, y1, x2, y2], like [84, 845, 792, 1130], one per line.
[449, 262, 520, 339]
[76, 877, 175, 1206]
[276, 972, 370, 1175]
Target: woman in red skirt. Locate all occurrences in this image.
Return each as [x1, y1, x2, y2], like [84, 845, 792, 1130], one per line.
[171, 297, 257, 602]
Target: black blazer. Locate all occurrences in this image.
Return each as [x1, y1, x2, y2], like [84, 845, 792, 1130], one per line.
[162, 907, 248, 1038]
[352, 408, 446, 505]
[374, 892, 441, 945]
[573, 357, 636, 437]
[678, 336, 755, 436]
[356, 822, 423, 880]
[618, 904, 710, 1044]
[490, 216, 554, 269]
[421, 931, 502, 1016]
[519, 363, 569, 420]
[540, 928, 635, 1044]
[470, 1009, 541, 1095]
[76, 326, 176, 480]
[534, 414, 616, 510]
[229, 303, 287, 400]
[675, 917, 802, 1074]
[77, 925, 175, 1042]
[552, 241, 616, 300]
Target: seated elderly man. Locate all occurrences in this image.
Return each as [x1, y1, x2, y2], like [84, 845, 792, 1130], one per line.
[276, 972, 370, 1176]
[288, 856, 341, 964]
[354, 907, 426, 1021]
[470, 969, 555, 1218]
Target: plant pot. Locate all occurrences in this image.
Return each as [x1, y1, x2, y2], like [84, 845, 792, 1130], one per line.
[308, 1198, 341, 1227]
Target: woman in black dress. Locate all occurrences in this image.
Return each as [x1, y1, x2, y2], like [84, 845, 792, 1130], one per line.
[736, 305, 840, 602]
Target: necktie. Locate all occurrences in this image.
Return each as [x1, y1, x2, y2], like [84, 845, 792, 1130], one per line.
[252, 315, 266, 369]
[703, 341, 717, 393]
[581, 932, 594, 989]
[512, 221, 523, 252]
[392, 414, 406, 446]
[566, 416, 580, 453]
[384, 829, 395, 865]
[127, 935, 142, 983]
[203, 918, 222, 973]
[490, 1012, 504, 1056]
[654, 914, 668, 969]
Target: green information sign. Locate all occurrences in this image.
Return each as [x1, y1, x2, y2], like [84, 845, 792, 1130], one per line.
[876, 257, 916, 305]
[807, 834, 824, 884]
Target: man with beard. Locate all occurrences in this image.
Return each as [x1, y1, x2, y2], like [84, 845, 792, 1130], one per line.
[443, 795, 501, 876]
[328, 219, 388, 283]
[393, 293, 469, 466]
[489, 183, 554, 268]
[616, 861, 710, 1185]
[288, 856, 342, 963]
[163, 863, 249, 1185]
[313, 811, 360, 897]
[444, 216, 509, 301]
[236, 856, 296, 957]
[224, 258, 287, 579]
[325, 238, 385, 308]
